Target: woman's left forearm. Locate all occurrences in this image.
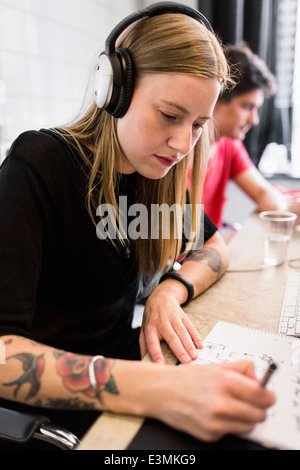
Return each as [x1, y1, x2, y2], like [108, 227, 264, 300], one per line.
[178, 231, 230, 298]
[139, 231, 229, 364]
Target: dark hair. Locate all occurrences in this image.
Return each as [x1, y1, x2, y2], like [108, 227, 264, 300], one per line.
[219, 43, 277, 102]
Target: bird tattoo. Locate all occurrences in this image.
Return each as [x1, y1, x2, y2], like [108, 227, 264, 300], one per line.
[3, 353, 44, 400]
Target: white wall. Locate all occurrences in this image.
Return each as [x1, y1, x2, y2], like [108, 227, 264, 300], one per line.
[0, 0, 138, 162]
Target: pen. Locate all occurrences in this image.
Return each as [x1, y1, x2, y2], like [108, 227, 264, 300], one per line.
[260, 362, 277, 388]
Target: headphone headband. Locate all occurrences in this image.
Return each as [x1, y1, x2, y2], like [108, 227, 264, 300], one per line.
[105, 2, 213, 55]
[94, 2, 213, 118]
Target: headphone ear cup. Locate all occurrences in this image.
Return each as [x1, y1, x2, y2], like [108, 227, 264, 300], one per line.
[107, 48, 134, 118]
[94, 54, 114, 110]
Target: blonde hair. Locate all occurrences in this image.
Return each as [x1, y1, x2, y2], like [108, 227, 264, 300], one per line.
[56, 13, 231, 295]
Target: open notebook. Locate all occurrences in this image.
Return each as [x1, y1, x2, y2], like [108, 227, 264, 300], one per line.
[194, 321, 300, 450]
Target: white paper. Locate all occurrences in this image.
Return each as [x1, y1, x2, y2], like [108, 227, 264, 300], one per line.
[194, 321, 300, 450]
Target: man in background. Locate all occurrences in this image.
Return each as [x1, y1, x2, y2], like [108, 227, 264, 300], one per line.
[188, 44, 287, 232]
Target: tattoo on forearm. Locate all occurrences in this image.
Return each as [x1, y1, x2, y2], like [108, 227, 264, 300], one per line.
[1, 348, 119, 409]
[187, 247, 223, 276]
[55, 352, 119, 407]
[3, 353, 44, 400]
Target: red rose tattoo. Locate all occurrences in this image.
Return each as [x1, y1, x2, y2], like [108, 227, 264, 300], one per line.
[55, 352, 119, 405]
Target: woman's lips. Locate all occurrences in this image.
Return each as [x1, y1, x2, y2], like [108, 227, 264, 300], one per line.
[154, 155, 176, 167]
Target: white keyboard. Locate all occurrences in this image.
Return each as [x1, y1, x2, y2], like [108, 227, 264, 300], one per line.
[278, 272, 300, 336]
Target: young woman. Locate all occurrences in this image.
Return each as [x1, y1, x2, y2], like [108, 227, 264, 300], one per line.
[0, 4, 275, 445]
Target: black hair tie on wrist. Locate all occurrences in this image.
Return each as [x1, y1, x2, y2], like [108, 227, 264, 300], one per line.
[159, 272, 194, 307]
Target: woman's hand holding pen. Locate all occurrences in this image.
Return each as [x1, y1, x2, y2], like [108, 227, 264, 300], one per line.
[142, 360, 276, 443]
[139, 281, 203, 364]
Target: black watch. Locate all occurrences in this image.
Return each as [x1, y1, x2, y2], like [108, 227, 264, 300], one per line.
[159, 272, 194, 307]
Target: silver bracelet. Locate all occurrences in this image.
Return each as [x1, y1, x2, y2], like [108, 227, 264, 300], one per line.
[89, 355, 104, 397]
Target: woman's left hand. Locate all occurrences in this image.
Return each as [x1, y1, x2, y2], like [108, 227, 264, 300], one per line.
[139, 282, 203, 364]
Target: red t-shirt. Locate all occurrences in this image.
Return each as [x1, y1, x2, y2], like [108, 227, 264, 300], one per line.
[187, 137, 254, 228]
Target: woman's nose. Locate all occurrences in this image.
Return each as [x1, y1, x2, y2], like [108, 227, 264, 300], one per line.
[167, 126, 193, 156]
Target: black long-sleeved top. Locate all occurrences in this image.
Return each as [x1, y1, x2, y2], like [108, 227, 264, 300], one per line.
[0, 129, 217, 359]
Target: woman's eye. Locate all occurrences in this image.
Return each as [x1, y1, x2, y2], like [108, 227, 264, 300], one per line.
[193, 123, 204, 130]
[161, 112, 176, 121]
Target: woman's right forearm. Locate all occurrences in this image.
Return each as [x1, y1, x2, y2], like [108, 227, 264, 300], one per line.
[0, 334, 165, 417]
[0, 335, 276, 443]
[0, 335, 114, 411]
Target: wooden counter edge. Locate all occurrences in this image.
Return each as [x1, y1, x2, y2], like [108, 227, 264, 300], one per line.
[76, 412, 145, 450]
